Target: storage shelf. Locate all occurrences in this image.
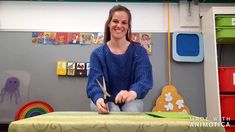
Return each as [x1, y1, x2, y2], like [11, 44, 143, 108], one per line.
[202, 7, 235, 128]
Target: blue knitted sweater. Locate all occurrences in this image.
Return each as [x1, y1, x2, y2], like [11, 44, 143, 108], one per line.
[86, 43, 153, 104]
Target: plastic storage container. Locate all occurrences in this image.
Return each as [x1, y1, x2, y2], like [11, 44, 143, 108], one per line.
[225, 125, 235, 132]
[218, 67, 235, 92]
[220, 95, 235, 120]
[216, 15, 235, 27]
[216, 27, 235, 44]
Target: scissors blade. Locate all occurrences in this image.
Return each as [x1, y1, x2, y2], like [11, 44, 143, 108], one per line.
[102, 77, 106, 91]
[95, 78, 111, 97]
[102, 76, 111, 97]
[96, 79, 106, 94]
[102, 77, 106, 99]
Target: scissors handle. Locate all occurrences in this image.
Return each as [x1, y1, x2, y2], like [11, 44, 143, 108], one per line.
[106, 96, 124, 107]
[104, 98, 108, 104]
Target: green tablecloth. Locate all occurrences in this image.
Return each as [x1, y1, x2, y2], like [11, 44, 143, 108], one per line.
[9, 112, 225, 132]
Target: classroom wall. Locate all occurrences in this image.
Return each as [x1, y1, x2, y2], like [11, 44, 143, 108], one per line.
[0, 31, 205, 123]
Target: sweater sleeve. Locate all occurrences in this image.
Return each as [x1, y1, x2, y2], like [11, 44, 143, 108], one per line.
[130, 47, 153, 99]
[86, 49, 104, 104]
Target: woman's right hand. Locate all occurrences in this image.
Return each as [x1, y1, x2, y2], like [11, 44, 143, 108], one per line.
[96, 98, 109, 114]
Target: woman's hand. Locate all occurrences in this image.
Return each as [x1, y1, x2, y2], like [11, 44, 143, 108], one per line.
[96, 98, 109, 114]
[115, 90, 137, 104]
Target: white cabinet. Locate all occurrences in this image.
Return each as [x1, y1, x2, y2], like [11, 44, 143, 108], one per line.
[202, 7, 235, 121]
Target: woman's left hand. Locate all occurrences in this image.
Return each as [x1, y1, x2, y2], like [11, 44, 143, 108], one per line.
[115, 90, 137, 104]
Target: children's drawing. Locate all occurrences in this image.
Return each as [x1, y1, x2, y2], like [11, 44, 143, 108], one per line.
[80, 33, 92, 45]
[56, 61, 67, 75]
[140, 33, 152, 54]
[0, 77, 20, 104]
[44, 32, 56, 45]
[56, 32, 68, 45]
[68, 32, 80, 44]
[32, 32, 38, 37]
[0, 70, 30, 122]
[76, 63, 87, 77]
[32, 32, 38, 44]
[91, 32, 104, 44]
[32, 37, 38, 44]
[37, 32, 44, 44]
[131, 33, 140, 43]
[67, 62, 76, 76]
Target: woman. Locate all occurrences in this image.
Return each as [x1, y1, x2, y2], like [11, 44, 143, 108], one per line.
[87, 5, 153, 114]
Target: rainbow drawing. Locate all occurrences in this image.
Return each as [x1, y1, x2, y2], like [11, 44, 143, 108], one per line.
[15, 101, 54, 120]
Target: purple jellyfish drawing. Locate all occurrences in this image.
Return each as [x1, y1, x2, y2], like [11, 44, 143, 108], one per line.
[0, 77, 21, 104]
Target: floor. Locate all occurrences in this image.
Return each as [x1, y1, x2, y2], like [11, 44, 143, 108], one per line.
[0, 124, 9, 132]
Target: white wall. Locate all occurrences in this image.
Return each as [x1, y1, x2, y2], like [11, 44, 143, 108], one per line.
[1, 1, 235, 32]
[0, 1, 200, 32]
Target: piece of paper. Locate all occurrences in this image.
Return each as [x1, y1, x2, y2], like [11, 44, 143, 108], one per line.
[145, 112, 192, 119]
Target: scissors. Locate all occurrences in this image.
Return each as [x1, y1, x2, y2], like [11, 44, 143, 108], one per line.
[96, 76, 124, 106]
[96, 76, 111, 103]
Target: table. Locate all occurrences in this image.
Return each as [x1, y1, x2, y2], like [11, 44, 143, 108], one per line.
[9, 112, 225, 132]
